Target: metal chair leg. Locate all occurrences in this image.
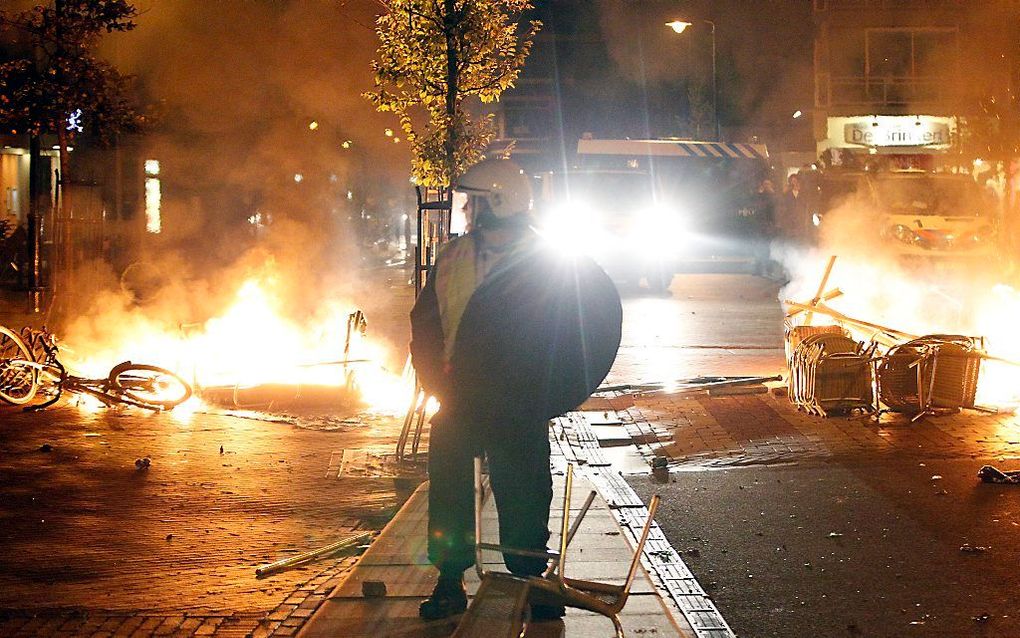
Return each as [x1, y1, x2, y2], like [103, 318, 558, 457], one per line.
[611, 613, 625, 638]
[474, 456, 486, 580]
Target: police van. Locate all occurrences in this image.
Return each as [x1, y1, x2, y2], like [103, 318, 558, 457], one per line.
[534, 138, 772, 291]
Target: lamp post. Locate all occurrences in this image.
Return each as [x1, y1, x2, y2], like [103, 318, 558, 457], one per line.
[666, 19, 718, 140]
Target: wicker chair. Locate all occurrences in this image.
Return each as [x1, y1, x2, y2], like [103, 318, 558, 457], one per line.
[784, 323, 851, 364]
[878, 335, 981, 420]
[789, 330, 874, 417]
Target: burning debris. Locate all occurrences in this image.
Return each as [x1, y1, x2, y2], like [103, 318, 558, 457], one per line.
[199, 310, 377, 411]
[4, 261, 410, 416]
[1, 270, 410, 417]
[0, 326, 192, 411]
[783, 256, 1013, 419]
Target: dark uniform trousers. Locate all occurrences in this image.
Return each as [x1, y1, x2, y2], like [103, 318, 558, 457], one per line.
[426, 409, 553, 578]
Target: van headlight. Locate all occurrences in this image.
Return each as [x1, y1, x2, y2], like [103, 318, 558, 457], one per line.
[540, 201, 601, 255]
[631, 204, 686, 255]
[890, 224, 920, 245]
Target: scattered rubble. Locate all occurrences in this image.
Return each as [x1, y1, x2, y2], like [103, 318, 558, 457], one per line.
[978, 465, 1020, 484]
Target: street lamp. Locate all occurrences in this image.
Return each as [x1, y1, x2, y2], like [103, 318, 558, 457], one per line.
[666, 18, 718, 140]
[665, 20, 690, 34]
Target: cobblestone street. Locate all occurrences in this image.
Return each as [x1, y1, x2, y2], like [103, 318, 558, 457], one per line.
[0, 403, 412, 637]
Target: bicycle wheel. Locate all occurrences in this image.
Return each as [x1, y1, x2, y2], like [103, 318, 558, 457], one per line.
[108, 362, 192, 409]
[0, 326, 38, 405]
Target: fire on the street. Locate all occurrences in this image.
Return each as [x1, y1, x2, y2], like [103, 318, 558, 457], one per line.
[783, 253, 1020, 411]
[62, 269, 411, 417]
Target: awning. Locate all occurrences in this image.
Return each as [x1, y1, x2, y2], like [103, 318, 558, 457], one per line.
[578, 138, 769, 160]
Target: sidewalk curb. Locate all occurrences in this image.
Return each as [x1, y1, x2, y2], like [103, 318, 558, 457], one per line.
[552, 413, 737, 638]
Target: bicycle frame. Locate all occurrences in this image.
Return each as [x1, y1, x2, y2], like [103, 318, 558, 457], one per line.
[6, 328, 192, 411]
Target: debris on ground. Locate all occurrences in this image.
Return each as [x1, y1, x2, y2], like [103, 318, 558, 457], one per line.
[648, 550, 673, 563]
[596, 375, 782, 397]
[362, 580, 387, 598]
[255, 531, 373, 577]
[38, 444, 52, 452]
[784, 256, 998, 420]
[708, 384, 769, 397]
[959, 544, 988, 553]
[134, 457, 151, 470]
[978, 465, 1020, 484]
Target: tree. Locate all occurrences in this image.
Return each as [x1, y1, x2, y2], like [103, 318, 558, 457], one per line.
[0, 0, 144, 288]
[366, 0, 540, 187]
[685, 82, 713, 140]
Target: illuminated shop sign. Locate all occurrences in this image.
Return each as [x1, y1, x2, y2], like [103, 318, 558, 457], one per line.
[827, 116, 955, 150]
[844, 122, 949, 146]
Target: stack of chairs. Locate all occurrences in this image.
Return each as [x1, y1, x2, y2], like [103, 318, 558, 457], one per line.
[878, 335, 982, 421]
[784, 324, 851, 364]
[789, 329, 876, 417]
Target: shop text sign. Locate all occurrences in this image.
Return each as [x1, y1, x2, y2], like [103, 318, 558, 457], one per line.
[844, 121, 950, 147]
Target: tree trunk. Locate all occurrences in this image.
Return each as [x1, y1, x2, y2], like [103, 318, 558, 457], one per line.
[57, 126, 72, 283]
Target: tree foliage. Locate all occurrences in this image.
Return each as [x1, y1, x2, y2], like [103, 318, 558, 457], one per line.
[366, 0, 540, 187]
[0, 0, 144, 143]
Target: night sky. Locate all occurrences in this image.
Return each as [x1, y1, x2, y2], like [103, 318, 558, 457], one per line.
[523, 0, 815, 148]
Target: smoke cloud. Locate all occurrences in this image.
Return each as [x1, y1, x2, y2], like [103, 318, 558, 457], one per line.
[49, 1, 416, 378]
[594, 0, 813, 144]
[774, 176, 1020, 404]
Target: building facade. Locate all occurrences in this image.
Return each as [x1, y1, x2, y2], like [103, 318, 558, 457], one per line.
[813, 0, 1020, 168]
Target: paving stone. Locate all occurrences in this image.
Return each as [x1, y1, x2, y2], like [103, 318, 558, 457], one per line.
[114, 616, 146, 636]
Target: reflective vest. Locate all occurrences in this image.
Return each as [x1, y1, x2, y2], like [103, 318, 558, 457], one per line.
[434, 229, 533, 361]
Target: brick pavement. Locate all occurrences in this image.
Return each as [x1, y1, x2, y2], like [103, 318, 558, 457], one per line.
[593, 386, 1020, 469]
[0, 404, 414, 637]
[0, 270, 418, 637]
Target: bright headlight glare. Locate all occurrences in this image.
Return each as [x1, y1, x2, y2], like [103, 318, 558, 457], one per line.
[632, 205, 684, 253]
[540, 200, 597, 255]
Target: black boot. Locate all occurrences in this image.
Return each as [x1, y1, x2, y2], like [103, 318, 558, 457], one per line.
[419, 575, 467, 620]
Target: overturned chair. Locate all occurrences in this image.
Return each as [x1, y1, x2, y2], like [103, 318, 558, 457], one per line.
[878, 334, 982, 420]
[451, 458, 661, 638]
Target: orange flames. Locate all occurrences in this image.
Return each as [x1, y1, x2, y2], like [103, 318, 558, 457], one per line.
[784, 253, 1020, 409]
[63, 267, 412, 417]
